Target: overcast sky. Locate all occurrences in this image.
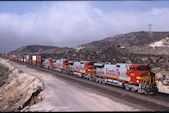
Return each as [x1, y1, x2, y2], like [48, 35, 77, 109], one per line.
[0, 1, 169, 53]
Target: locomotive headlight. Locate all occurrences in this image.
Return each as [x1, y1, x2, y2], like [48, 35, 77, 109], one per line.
[137, 80, 139, 83]
[136, 76, 140, 79]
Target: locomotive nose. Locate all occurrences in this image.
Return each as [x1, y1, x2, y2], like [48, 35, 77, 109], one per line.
[139, 72, 148, 76]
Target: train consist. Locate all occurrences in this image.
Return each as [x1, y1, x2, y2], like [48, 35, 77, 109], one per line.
[0, 54, 158, 95]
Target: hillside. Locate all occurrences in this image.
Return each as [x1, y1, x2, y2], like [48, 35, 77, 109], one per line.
[9, 45, 74, 55]
[9, 31, 169, 56]
[78, 31, 169, 49]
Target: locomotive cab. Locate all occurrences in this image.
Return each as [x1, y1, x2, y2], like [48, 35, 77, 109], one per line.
[128, 64, 158, 94]
[84, 61, 96, 74]
[63, 59, 70, 69]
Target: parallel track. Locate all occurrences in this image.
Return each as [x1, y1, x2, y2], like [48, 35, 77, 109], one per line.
[10, 60, 169, 111]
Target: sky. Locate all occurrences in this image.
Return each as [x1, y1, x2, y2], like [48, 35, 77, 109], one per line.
[0, 1, 169, 53]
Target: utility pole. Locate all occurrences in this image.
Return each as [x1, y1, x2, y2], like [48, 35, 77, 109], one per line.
[148, 24, 152, 32]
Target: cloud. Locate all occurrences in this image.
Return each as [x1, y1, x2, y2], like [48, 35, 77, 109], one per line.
[0, 1, 169, 52]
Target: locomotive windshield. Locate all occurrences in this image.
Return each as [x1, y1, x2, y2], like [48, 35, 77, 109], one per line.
[88, 62, 95, 65]
[130, 68, 135, 72]
[64, 60, 68, 63]
[136, 66, 151, 71]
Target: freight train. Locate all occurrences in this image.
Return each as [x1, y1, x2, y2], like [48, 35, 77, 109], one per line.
[0, 54, 158, 95]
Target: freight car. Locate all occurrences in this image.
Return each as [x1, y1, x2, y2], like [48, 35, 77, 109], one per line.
[0, 54, 158, 95]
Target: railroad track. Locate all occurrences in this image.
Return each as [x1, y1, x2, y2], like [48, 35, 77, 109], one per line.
[10, 60, 169, 111]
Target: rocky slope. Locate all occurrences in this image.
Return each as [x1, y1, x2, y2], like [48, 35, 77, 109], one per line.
[78, 31, 169, 56]
[128, 37, 169, 55]
[79, 31, 169, 49]
[0, 59, 45, 112]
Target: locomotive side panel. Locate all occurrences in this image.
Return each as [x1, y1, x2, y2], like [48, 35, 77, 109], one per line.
[95, 63, 131, 82]
[54, 59, 63, 69]
[116, 63, 131, 82]
[96, 67, 104, 75]
[42, 59, 50, 69]
[104, 64, 119, 80]
[72, 62, 85, 73]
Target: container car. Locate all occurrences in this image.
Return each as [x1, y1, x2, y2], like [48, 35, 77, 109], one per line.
[26, 55, 29, 63]
[28, 55, 32, 64]
[32, 56, 37, 65]
[36, 56, 45, 67]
